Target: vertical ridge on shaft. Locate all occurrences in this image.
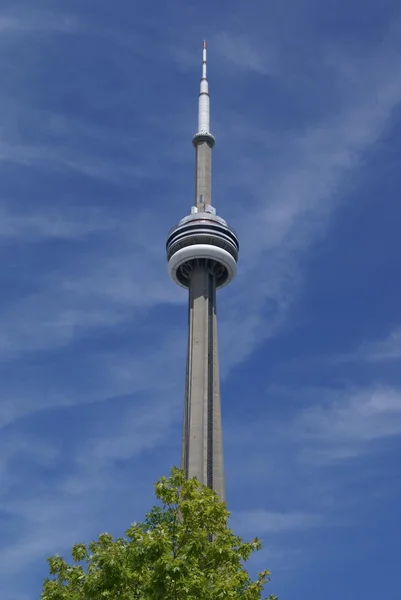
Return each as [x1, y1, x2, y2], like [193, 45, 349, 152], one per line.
[207, 272, 214, 490]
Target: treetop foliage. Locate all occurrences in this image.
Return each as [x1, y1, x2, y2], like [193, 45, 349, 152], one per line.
[41, 467, 277, 600]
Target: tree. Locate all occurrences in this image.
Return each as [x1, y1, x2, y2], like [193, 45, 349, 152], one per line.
[41, 467, 277, 600]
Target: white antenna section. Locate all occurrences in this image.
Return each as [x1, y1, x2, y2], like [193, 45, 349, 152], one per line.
[198, 40, 210, 133]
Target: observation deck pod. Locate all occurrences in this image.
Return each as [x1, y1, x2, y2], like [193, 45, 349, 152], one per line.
[166, 211, 239, 289]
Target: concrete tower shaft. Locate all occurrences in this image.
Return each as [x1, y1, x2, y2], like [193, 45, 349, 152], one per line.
[182, 265, 224, 497]
[166, 42, 239, 500]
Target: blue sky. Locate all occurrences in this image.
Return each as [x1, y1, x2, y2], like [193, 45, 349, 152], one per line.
[1, 0, 401, 598]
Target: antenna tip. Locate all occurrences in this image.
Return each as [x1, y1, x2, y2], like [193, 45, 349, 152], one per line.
[203, 40, 207, 49]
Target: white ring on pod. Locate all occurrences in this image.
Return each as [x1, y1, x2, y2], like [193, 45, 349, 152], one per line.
[168, 244, 237, 289]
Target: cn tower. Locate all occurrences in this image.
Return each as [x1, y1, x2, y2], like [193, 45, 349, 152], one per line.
[166, 42, 239, 500]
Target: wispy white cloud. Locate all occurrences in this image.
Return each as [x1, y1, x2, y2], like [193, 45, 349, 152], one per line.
[0, 205, 113, 240]
[232, 509, 321, 535]
[325, 325, 401, 367]
[220, 381, 401, 566]
[296, 385, 401, 451]
[223, 381, 401, 526]
[212, 32, 274, 75]
[213, 29, 401, 371]
[0, 208, 185, 363]
[1, 498, 96, 577]
[0, 11, 80, 35]
[0, 135, 152, 185]
[0, 340, 186, 573]
[238, 384, 401, 465]
[0, 432, 61, 496]
[0, 391, 181, 575]
[358, 326, 401, 362]
[0, 324, 186, 431]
